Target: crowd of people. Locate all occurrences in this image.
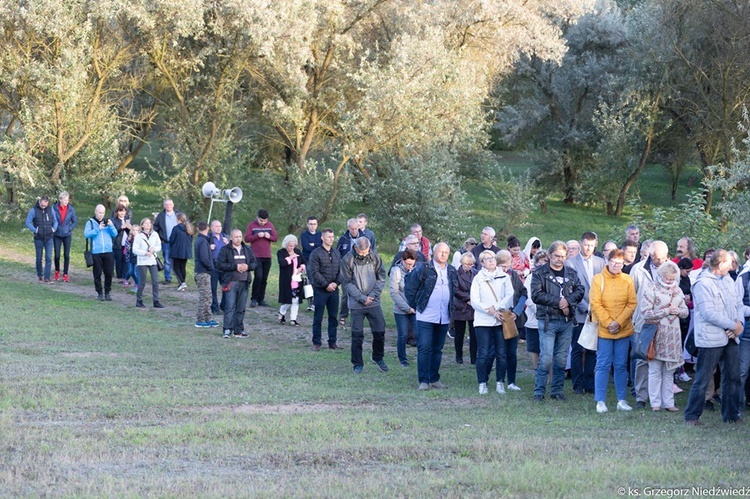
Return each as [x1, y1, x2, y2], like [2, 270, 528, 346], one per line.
[24, 194, 750, 424]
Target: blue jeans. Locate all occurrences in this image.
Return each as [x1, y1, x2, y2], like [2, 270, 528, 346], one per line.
[223, 280, 249, 333]
[684, 342, 741, 423]
[416, 321, 448, 384]
[125, 261, 140, 287]
[395, 313, 416, 364]
[534, 318, 573, 397]
[571, 323, 596, 392]
[595, 336, 631, 402]
[162, 242, 172, 282]
[475, 325, 507, 384]
[312, 287, 339, 346]
[34, 238, 53, 279]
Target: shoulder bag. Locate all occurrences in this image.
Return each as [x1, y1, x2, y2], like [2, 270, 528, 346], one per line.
[577, 275, 603, 351]
[485, 280, 518, 340]
[84, 219, 95, 267]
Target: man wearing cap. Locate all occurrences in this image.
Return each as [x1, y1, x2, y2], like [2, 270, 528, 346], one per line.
[25, 195, 58, 283]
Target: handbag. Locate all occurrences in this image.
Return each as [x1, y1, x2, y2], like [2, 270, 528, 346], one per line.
[646, 335, 657, 361]
[302, 277, 314, 299]
[632, 323, 658, 360]
[577, 276, 603, 351]
[155, 256, 164, 272]
[485, 280, 518, 339]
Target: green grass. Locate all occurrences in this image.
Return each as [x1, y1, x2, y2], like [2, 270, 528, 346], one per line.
[1, 257, 748, 496]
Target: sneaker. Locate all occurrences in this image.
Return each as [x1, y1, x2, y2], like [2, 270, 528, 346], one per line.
[62, 274, 69, 283]
[678, 372, 692, 382]
[496, 382, 506, 395]
[290, 320, 299, 326]
[259, 300, 269, 307]
[223, 329, 231, 338]
[596, 401, 608, 413]
[418, 382, 431, 391]
[104, 293, 112, 301]
[250, 300, 258, 308]
[177, 282, 187, 291]
[430, 381, 448, 390]
[400, 361, 410, 367]
[207, 320, 219, 328]
[551, 394, 566, 401]
[507, 383, 521, 391]
[153, 301, 164, 308]
[54, 271, 60, 281]
[235, 331, 248, 338]
[371, 358, 389, 372]
[479, 383, 488, 395]
[307, 304, 315, 312]
[98, 293, 105, 301]
[195, 321, 209, 328]
[44, 278, 53, 284]
[617, 400, 633, 411]
[353, 365, 363, 374]
[635, 401, 647, 410]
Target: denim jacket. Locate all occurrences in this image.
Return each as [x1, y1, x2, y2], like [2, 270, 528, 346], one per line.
[404, 260, 458, 317]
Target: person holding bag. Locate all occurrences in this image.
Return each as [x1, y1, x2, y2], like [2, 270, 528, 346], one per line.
[470, 250, 515, 395]
[133, 217, 163, 309]
[590, 249, 637, 413]
[641, 261, 689, 412]
[277, 234, 305, 326]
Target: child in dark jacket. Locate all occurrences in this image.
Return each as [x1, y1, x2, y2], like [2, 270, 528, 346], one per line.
[123, 225, 141, 292]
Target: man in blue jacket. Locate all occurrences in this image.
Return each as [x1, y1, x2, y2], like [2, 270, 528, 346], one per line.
[52, 191, 77, 283]
[25, 195, 58, 284]
[83, 204, 118, 301]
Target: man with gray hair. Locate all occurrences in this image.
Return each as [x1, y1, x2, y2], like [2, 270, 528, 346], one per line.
[340, 237, 388, 373]
[630, 240, 670, 408]
[471, 227, 500, 269]
[336, 218, 362, 325]
[390, 234, 427, 269]
[83, 204, 118, 301]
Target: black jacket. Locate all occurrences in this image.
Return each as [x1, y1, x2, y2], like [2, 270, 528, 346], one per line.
[453, 265, 477, 321]
[168, 223, 193, 260]
[308, 245, 341, 289]
[216, 243, 256, 287]
[530, 263, 584, 324]
[194, 234, 213, 274]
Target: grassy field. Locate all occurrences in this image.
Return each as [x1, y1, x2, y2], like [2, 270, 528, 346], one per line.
[2, 253, 749, 495]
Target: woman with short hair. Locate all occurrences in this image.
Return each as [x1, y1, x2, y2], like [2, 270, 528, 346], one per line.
[453, 251, 477, 365]
[390, 248, 418, 367]
[470, 250, 514, 395]
[641, 261, 689, 411]
[277, 234, 305, 326]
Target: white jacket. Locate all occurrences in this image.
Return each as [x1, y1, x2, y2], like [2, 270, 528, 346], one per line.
[470, 268, 514, 327]
[133, 231, 162, 267]
[693, 270, 743, 348]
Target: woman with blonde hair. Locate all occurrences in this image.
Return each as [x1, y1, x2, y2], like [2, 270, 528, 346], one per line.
[133, 217, 163, 308]
[641, 261, 689, 411]
[169, 213, 194, 291]
[277, 234, 305, 326]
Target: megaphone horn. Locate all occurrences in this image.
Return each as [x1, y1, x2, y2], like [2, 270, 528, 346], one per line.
[201, 181, 219, 198]
[224, 187, 242, 203]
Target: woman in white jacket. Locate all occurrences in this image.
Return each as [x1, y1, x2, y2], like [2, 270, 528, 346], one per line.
[133, 217, 163, 309]
[470, 250, 515, 395]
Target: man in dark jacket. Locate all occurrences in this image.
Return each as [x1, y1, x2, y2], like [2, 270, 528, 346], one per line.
[25, 195, 58, 283]
[531, 240, 585, 402]
[340, 237, 387, 373]
[216, 229, 256, 338]
[153, 198, 180, 284]
[308, 228, 343, 351]
[194, 221, 217, 328]
[405, 242, 458, 390]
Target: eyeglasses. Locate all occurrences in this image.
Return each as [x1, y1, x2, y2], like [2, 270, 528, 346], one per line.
[609, 261, 625, 267]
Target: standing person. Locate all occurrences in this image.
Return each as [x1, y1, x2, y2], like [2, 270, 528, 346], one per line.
[451, 237, 478, 269]
[25, 195, 58, 283]
[684, 250, 744, 425]
[111, 194, 133, 220]
[52, 191, 77, 283]
[524, 250, 549, 370]
[566, 240, 580, 260]
[340, 237, 388, 373]
[133, 218, 163, 309]
[123, 224, 140, 293]
[209, 220, 229, 315]
[641, 261, 689, 411]
[736, 248, 750, 411]
[244, 209, 278, 307]
[300, 216, 322, 311]
[193, 221, 217, 328]
[357, 213, 377, 252]
[217, 229, 257, 338]
[399, 223, 432, 260]
[308, 228, 343, 351]
[405, 242, 458, 390]
[496, 250, 528, 391]
[390, 248, 418, 367]
[277, 235, 305, 326]
[83, 205, 118, 301]
[110, 204, 132, 286]
[507, 235, 530, 282]
[453, 252, 478, 364]
[471, 227, 500, 269]
[626, 224, 642, 264]
[531, 241, 585, 402]
[601, 241, 618, 261]
[674, 237, 703, 270]
[590, 249, 638, 413]
[391, 234, 427, 269]
[565, 231, 606, 395]
[523, 237, 542, 263]
[336, 218, 361, 325]
[470, 250, 515, 395]
[153, 198, 179, 284]
[169, 213, 194, 291]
